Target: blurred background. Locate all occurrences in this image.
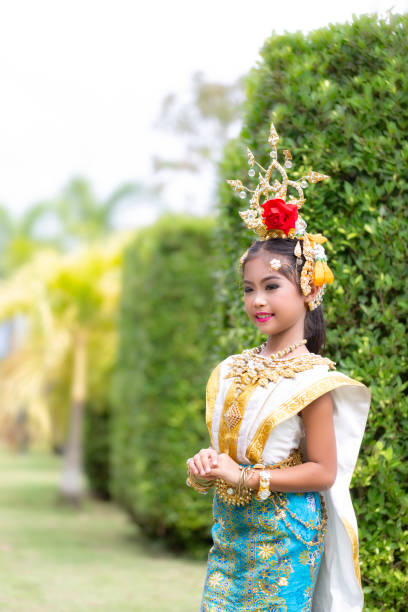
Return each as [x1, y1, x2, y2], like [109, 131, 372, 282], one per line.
[0, 2, 407, 611]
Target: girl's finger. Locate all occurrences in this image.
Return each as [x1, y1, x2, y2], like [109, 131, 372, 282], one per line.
[210, 451, 218, 467]
[195, 454, 206, 476]
[188, 458, 198, 475]
[202, 453, 212, 474]
[199, 451, 212, 475]
[190, 457, 198, 475]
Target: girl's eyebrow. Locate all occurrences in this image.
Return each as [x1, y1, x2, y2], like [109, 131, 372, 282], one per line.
[243, 275, 281, 284]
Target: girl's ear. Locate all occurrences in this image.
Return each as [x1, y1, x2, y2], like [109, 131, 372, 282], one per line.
[304, 281, 320, 308]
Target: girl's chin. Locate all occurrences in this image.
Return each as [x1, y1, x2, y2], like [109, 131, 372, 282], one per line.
[254, 318, 277, 329]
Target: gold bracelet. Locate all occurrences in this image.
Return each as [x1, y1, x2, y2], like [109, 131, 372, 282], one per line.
[186, 469, 215, 494]
[186, 477, 214, 494]
[215, 465, 253, 506]
[187, 469, 215, 486]
[242, 466, 255, 492]
[236, 465, 249, 498]
[254, 469, 271, 501]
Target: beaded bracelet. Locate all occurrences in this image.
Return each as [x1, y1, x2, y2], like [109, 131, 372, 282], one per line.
[254, 469, 272, 501]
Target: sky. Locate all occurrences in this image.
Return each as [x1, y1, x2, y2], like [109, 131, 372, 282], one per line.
[0, 0, 407, 228]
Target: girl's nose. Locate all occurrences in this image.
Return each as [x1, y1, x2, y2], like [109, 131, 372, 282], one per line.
[254, 292, 267, 307]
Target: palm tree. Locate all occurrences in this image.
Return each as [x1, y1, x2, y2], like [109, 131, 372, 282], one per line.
[0, 235, 130, 502]
[48, 238, 128, 503]
[52, 177, 151, 247]
[0, 176, 153, 273]
[0, 203, 61, 277]
[0, 177, 147, 360]
[0, 250, 67, 449]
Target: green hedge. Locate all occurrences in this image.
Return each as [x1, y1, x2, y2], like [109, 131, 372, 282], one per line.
[84, 400, 111, 500]
[213, 12, 408, 611]
[82, 329, 118, 500]
[110, 213, 218, 556]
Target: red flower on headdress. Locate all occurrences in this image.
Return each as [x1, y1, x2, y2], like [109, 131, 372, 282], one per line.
[260, 198, 299, 236]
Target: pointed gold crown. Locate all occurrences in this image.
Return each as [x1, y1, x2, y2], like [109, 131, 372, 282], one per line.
[226, 121, 334, 310]
[226, 121, 330, 240]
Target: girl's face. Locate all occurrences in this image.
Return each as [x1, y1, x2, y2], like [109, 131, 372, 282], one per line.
[243, 252, 316, 336]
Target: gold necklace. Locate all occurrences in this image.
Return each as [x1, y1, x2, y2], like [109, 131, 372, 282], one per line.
[256, 338, 307, 360]
[223, 341, 336, 431]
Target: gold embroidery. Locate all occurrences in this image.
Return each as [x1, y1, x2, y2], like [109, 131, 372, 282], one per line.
[299, 550, 309, 565]
[218, 380, 258, 461]
[258, 543, 276, 560]
[342, 515, 363, 592]
[246, 374, 366, 463]
[221, 350, 336, 435]
[206, 363, 221, 447]
[224, 349, 336, 393]
[207, 571, 224, 588]
[224, 400, 242, 430]
[218, 352, 335, 460]
[215, 477, 253, 506]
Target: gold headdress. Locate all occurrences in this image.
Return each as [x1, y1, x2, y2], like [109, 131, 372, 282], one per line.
[226, 121, 334, 310]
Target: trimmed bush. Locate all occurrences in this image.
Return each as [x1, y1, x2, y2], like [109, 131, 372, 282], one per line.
[111, 213, 217, 556]
[83, 324, 118, 500]
[213, 12, 408, 610]
[84, 400, 111, 499]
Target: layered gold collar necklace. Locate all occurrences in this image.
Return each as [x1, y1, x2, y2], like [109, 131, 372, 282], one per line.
[223, 338, 336, 431]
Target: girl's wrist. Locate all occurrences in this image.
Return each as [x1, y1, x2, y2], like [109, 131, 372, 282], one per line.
[247, 469, 260, 492]
[189, 468, 215, 484]
[219, 462, 243, 487]
[232, 464, 243, 487]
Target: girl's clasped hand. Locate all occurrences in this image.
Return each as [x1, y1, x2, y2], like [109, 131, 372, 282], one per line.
[187, 448, 242, 487]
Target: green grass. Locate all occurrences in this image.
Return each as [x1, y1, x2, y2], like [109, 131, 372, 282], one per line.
[0, 447, 207, 611]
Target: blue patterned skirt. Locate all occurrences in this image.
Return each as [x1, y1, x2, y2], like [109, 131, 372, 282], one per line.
[200, 486, 325, 612]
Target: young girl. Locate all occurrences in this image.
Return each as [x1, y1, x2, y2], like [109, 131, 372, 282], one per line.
[186, 122, 371, 611]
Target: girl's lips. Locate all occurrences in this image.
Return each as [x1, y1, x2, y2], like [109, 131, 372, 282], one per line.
[255, 314, 275, 322]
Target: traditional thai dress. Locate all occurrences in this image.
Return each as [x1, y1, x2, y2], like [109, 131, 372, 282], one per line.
[194, 347, 371, 612]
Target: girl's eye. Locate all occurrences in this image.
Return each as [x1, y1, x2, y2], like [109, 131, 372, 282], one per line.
[244, 284, 279, 293]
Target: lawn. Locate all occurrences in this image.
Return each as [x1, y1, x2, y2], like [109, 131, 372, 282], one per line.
[0, 447, 207, 611]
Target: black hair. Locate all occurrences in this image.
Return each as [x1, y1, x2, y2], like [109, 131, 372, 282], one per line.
[241, 238, 327, 355]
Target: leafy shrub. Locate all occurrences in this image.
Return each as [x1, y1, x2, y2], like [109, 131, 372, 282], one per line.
[110, 213, 217, 555]
[84, 400, 111, 500]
